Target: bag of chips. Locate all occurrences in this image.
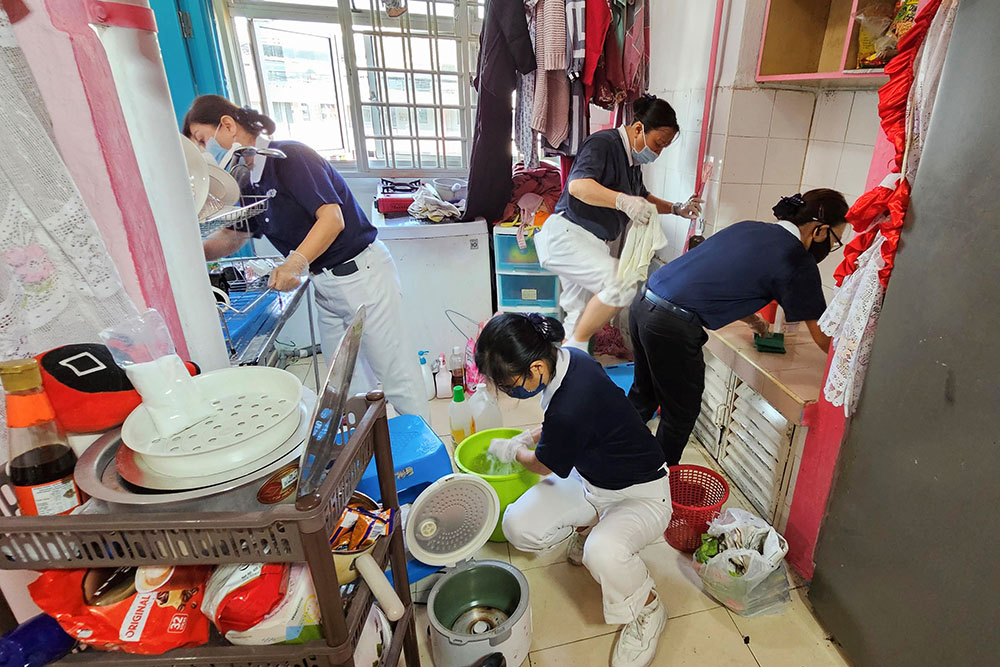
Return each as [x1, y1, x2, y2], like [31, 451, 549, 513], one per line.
[224, 564, 323, 645]
[330, 504, 394, 552]
[202, 563, 289, 635]
[28, 566, 210, 654]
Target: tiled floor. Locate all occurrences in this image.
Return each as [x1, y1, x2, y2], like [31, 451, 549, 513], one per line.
[285, 360, 846, 666]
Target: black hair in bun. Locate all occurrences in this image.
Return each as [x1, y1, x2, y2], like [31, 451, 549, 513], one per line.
[632, 94, 680, 132]
[474, 313, 564, 386]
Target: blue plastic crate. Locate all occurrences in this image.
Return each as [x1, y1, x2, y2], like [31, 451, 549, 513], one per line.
[497, 273, 559, 309]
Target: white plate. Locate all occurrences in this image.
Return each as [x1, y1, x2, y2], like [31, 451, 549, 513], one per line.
[121, 366, 303, 478]
[206, 163, 240, 206]
[117, 398, 311, 491]
[180, 134, 210, 213]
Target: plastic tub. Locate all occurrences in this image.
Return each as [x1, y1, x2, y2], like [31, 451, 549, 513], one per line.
[454, 429, 540, 542]
[665, 465, 730, 552]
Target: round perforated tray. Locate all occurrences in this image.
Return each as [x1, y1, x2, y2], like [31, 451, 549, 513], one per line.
[405, 473, 500, 568]
[121, 366, 303, 477]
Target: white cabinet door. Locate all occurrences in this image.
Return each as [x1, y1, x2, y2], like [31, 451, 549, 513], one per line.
[693, 350, 735, 459]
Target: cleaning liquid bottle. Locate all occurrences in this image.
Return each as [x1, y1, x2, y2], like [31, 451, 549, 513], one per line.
[0, 359, 82, 516]
[418, 351, 435, 400]
[435, 353, 451, 399]
[449, 345, 466, 391]
[448, 386, 472, 444]
[467, 383, 503, 434]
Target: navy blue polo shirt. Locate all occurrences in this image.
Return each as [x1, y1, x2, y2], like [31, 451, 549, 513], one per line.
[536, 349, 666, 490]
[247, 140, 377, 272]
[554, 129, 649, 242]
[647, 221, 827, 330]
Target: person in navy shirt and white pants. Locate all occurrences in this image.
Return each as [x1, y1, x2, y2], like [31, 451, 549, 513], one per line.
[476, 313, 671, 667]
[184, 96, 428, 420]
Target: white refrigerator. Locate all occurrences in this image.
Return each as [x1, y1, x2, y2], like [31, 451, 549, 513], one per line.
[370, 205, 494, 364]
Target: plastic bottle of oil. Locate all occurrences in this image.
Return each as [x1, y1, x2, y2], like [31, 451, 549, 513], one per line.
[448, 386, 472, 444]
[0, 359, 82, 516]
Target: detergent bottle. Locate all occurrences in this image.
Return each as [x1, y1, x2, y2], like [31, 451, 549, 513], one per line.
[435, 353, 452, 399]
[467, 383, 502, 433]
[448, 386, 472, 444]
[418, 351, 435, 400]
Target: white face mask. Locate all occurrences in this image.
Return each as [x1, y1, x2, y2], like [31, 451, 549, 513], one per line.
[205, 125, 229, 165]
[632, 125, 659, 165]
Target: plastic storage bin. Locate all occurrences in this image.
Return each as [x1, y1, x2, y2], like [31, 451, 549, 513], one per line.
[494, 232, 543, 272]
[497, 273, 559, 309]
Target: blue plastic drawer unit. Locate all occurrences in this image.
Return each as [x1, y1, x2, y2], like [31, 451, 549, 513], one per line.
[494, 232, 544, 272]
[497, 273, 560, 309]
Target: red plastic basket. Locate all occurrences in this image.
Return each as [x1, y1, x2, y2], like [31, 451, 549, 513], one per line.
[665, 465, 730, 552]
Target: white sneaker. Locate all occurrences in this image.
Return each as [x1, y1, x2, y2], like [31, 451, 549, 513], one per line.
[567, 529, 588, 566]
[611, 593, 666, 667]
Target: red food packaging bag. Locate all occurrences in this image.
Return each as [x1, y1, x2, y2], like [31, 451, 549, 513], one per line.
[202, 563, 289, 635]
[28, 566, 210, 654]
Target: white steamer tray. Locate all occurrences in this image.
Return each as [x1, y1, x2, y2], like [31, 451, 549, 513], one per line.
[121, 366, 303, 478]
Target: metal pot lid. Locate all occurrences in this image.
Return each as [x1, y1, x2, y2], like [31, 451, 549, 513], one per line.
[405, 473, 500, 568]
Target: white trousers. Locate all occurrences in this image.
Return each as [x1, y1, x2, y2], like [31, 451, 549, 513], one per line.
[533, 213, 637, 340]
[311, 240, 430, 421]
[502, 469, 672, 624]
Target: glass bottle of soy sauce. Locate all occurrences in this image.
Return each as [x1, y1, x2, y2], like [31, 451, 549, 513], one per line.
[0, 359, 82, 516]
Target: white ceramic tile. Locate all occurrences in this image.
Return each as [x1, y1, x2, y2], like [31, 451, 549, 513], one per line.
[810, 91, 854, 142]
[729, 588, 852, 667]
[721, 136, 767, 184]
[669, 90, 691, 132]
[524, 561, 615, 650]
[716, 183, 761, 229]
[757, 184, 798, 221]
[679, 130, 700, 178]
[643, 541, 725, 619]
[706, 133, 727, 177]
[835, 143, 875, 197]
[801, 140, 844, 188]
[710, 86, 733, 135]
[770, 90, 815, 139]
[818, 251, 841, 289]
[529, 608, 758, 667]
[762, 138, 808, 185]
[729, 88, 775, 137]
[846, 91, 880, 145]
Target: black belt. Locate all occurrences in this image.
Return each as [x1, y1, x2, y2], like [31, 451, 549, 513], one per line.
[643, 289, 698, 323]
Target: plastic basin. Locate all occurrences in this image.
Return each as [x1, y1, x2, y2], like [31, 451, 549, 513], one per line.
[454, 428, 540, 542]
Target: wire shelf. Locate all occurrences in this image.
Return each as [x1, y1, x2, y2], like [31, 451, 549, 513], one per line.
[199, 192, 275, 238]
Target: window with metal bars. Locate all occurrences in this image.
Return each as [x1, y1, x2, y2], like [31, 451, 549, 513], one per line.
[216, 0, 486, 175]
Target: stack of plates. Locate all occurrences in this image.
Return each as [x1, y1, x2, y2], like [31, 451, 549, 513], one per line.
[116, 366, 304, 491]
[180, 134, 242, 221]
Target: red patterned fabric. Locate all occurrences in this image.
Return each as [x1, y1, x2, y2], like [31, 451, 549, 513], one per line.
[834, 0, 942, 288]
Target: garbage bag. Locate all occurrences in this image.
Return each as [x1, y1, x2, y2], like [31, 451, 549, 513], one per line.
[693, 508, 791, 617]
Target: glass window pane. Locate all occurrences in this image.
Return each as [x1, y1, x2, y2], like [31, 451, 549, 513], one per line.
[385, 72, 409, 103]
[444, 140, 464, 170]
[440, 75, 460, 106]
[437, 39, 459, 73]
[367, 138, 388, 169]
[409, 37, 433, 71]
[389, 107, 412, 136]
[393, 139, 415, 168]
[234, 18, 263, 111]
[414, 73, 434, 104]
[359, 71, 385, 103]
[443, 108, 461, 138]
[415, 107, 437, 137]
[419, 140, 440, 169]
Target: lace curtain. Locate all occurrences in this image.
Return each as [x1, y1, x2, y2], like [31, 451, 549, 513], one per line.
[820, 0, 958, 415]
[0, 9, 137, 458]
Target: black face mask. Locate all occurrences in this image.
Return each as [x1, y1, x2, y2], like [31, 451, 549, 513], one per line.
[808, 234, 832, 263]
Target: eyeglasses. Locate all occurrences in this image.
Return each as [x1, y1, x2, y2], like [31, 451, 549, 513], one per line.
[828, 227, 844, 252]
[495, 374, 527, 396]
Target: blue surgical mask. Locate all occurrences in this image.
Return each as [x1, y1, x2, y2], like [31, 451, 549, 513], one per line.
[632, 126, 659, 165]
[205, 126, 229, 165]
[504, 373, 546, 400]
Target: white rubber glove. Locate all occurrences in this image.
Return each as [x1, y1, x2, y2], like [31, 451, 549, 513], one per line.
[268, 250, 309, 291]
[488, 430, 534, 463]
[615, 193, 658, 226]
[672, 196, 704, 220]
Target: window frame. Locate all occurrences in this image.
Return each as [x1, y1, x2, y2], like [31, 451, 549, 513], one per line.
[212, 0, 483, 177]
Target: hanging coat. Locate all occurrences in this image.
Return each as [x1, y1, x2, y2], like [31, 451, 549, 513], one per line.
[464, 0, 537, 223]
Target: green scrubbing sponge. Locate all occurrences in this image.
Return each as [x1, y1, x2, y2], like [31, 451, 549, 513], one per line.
[754, 332, 786, 354]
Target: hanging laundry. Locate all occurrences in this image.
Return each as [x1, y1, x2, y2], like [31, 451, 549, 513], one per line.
[592, 26, 627, 110]
[623, 1, 649, 102]
[515, 0, 541, 168]
[547, 0, 588, 157]
[463, 0, 536, 223]
[500, 162, 563, 223]
[532, 0, 571, 147]
[583, 0, 613, 103]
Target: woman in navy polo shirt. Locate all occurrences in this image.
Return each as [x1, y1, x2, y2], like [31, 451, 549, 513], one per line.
[478, 313, 671, 667]
[533, 95, 702, 351]
[630, 189, 848, 465]
[183, 96, 427, 420]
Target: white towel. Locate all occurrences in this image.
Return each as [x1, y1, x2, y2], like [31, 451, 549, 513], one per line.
[617, 220, 668, 286]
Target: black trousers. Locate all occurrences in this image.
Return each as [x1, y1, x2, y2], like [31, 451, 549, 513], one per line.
[628, 291, 708, 466]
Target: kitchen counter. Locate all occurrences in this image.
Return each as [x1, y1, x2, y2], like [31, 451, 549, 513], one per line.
[705, 323, 828, 425]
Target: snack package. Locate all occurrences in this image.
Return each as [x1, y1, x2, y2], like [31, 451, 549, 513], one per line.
[224, 564, 323, 645]
[330, 504, 394, 553]
[28, 566, 210, 654]
[202, 564, 289, 635]
[889, 0, 919, 40]
[855, 2, 896, 68]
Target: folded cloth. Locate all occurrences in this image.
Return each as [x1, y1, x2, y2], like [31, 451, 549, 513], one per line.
[617, 219, 667, 286]
[408, 186, 462, 222]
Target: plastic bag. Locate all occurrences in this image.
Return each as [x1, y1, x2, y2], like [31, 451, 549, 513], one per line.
[693, 508, 791, 617]
[855, 2, 897, 67]
[223, 564, 323, 645]
[29, 567, 210, 654]
[202, 564, 289, 635]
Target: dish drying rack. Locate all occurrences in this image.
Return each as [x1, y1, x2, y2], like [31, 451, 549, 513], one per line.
[199, 191, 275, 238]
[0, 392, 420, 667]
